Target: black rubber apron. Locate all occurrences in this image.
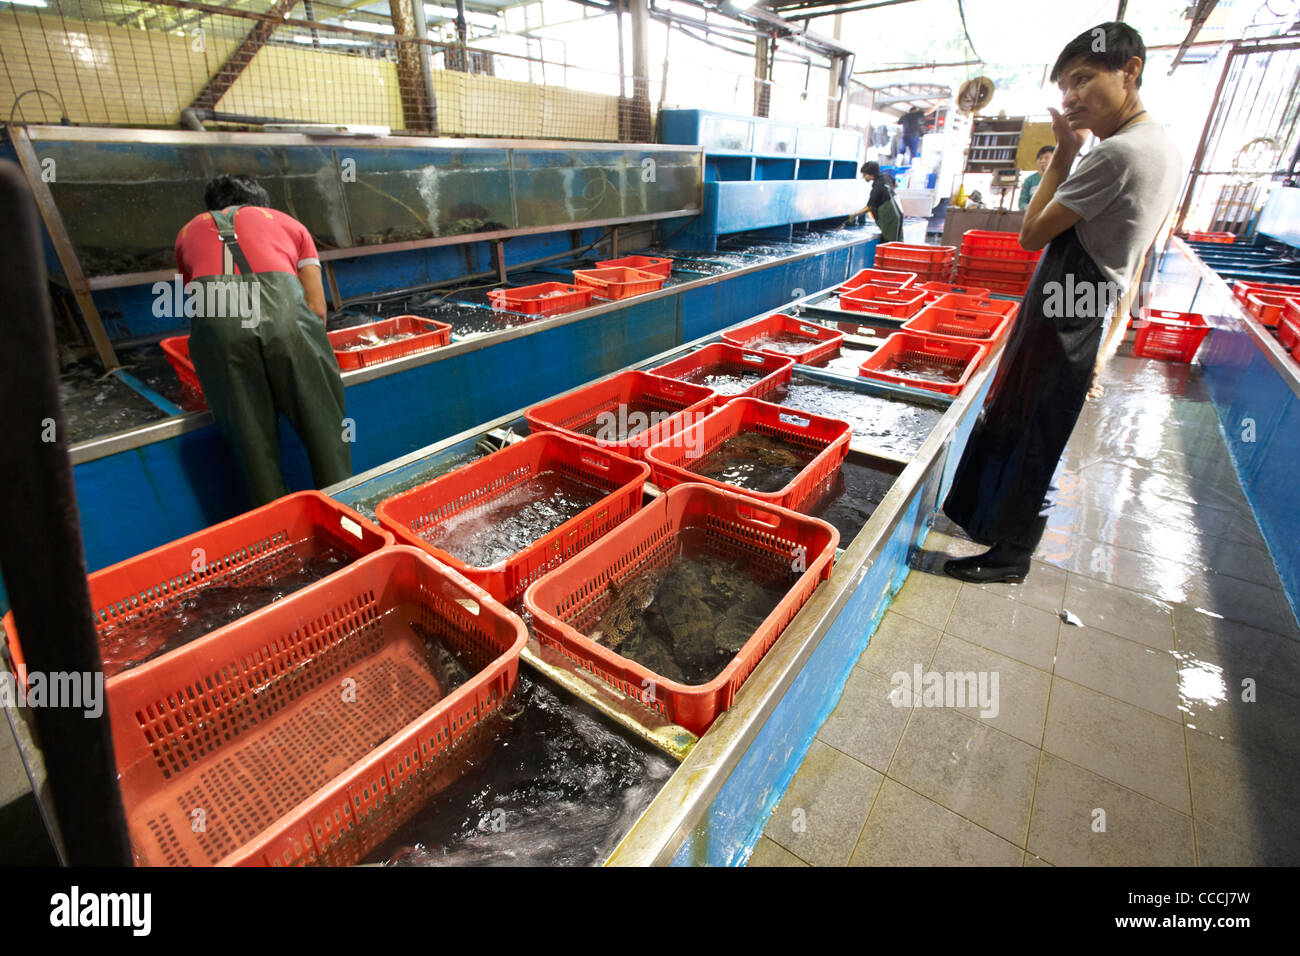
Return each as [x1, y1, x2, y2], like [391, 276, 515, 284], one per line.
[942, 225, 1109, 549]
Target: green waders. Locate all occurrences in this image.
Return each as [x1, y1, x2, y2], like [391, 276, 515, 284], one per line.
[187, 208, 351, 506]
[874, 194, 904, 244]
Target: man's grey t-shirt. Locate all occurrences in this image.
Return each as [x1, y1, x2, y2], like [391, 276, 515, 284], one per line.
[1052, 120, 1183, 293]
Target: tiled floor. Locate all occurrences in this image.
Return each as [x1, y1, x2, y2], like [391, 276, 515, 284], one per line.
[751, 352, 1300, 867]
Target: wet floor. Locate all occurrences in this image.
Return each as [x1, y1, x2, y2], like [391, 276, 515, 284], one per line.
[766, 375, 945, 459]
[752, 345, 1300, 867]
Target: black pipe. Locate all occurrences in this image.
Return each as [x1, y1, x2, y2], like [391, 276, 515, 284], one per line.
[0, 161, 132, 866]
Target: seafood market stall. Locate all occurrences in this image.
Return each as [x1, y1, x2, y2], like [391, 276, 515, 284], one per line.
[3, 119, 1022, 867]
[5, 258, 1008, 865]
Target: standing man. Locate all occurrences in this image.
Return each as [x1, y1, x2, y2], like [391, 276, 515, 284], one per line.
[1018, 145, 1055, 209]
[855, 161, 904, 243]
[899, 106, 927, 162]
[174, 174, 352, 507]
[941, 22, 1182, 583]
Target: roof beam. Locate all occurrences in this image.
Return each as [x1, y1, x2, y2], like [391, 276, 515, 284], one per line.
[1170, 0, 1219, 74]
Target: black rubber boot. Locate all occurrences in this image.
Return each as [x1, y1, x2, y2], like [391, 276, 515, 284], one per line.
[943, 542, 1033, 584]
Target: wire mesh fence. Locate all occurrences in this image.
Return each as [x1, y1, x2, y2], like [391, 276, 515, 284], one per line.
[0, 0, 652, 140]
[0, 0, 845, 143]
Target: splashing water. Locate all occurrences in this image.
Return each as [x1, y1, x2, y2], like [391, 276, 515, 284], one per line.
[369, 672, 676, 867]
[767, 379, 944, 458]
[418, 470, 607, 568]
[98, 538, 356, 676]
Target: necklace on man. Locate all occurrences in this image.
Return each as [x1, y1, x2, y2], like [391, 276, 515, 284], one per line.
[1112, 109, 1148, 135]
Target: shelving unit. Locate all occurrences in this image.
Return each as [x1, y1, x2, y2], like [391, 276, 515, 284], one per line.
[660, 109, 869, 250]
[964, 117, 1023, 173]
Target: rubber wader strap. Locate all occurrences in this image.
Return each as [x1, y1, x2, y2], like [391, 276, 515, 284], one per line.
[209, 207, 256, 277]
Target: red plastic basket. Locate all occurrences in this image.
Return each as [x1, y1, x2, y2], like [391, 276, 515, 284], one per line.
[487, 282, 593, 315]
[957, 251, 1039, 275]
[594, 254, 673, 278]
[649, 342, 794, 407]
[376, 432, 649, 604]
[874, 242, 955, 263]
[873, 263, 954, 285]
[643, 397, 853, 511]
[108, 546, 528, 866]
[1244, 292, 1297, 327]
[1, 491, 392, 684]
[1183, 231, 1236, 243]
[953, 269, 1031, 296]
[572, 266, 666, 300]
[858, 332, 987, 396]
[915, 280, 991, 302]
[1280, 300, 1300, 351]
[1133, 308, 1210, 362]
[960, 229, 1037, 255]
[840, 267, 917, 291]
[720, 313, 844, 365]
[928, 293, 1019, 321]
[902, 305, 1011, 343]
[328, 316, 452, 371]
[838, 283, 928, 318]
[1231, 280, 1300, 305]
[523, 483, 838, 736]
[524, 369, 715, 461]
[160, 335, 201, 393]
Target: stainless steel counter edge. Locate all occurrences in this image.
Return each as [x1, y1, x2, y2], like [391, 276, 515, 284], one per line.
[67, 234, 879, 466]
[1169, 237, 1300, 399]
[603, 342, 1003, 867]
[21, 124, 708, 154]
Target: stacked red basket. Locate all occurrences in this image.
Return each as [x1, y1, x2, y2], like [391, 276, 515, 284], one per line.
[952, 230, 1042, 297]
[873, 242, 956, 285]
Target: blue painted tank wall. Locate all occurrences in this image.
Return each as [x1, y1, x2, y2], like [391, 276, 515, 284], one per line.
[65, 240, 875, 579]
[1201, 324, 1300, 622]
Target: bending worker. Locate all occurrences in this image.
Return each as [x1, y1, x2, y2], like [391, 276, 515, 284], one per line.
[855, 161, 904, 243]
[941, 21, 1181, 584]
[174, 174, 351, 506]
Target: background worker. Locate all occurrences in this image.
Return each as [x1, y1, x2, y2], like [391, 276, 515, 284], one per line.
[174, 174, 352, 507]
[941, 21, 1182, 584]
[854, 161, 904, 243]
[899, 106, 927, 162]
[1019, 145, 1056, 209]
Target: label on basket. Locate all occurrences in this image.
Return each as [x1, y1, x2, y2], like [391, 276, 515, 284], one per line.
[778, 413, 811, 428]
[339, 515, 364, 539]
